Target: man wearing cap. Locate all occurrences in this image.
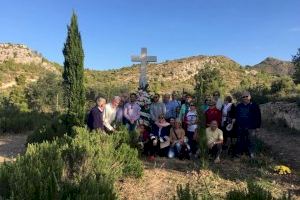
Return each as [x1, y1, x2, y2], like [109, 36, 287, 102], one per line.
[235, 91, 261, 158]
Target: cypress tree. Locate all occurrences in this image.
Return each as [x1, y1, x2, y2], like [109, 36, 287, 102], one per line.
[62, 12, 85, 131]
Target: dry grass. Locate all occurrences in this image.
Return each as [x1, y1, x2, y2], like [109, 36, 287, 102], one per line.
[117, 154, 300, 200]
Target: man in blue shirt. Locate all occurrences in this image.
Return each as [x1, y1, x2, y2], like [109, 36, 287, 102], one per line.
[235, 91, 261, 158]
[163, 93, 181, 121]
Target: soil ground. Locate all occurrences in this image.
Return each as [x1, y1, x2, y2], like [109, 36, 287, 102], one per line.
[1, 129, 299, 199]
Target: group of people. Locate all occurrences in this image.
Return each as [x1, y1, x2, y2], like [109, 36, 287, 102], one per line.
[87, 90, 261, 163]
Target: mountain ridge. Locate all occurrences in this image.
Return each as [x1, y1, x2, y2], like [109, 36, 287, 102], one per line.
[0, 43, 282, 94]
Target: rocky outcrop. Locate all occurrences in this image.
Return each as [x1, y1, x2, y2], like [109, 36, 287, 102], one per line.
[252, 57, 294, 76]
[260, 102, 300, 131]
[0, 43, 58, 73]
[0, 43, 43, 64]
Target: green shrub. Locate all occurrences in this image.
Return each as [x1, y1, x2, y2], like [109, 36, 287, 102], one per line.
[26, 114, 67, 144]
[226, 182, 290, 200]
[0, 99, 53, 134]
[2, 141, 64, 200]
[1, 126, 141, 199]
[270, 76, 295, 95]
[173, 184, 200, 200]
[115, 143, 143, 178]
[60, 175, 117, 200]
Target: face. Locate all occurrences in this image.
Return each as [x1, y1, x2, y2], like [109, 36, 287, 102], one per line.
[169, 118, 175, 126]
[213, 93, 219, 100]
[153, 95, 159, 102]
[190, 105, 196, 111]
[175, 121, 181, 129]
[158, 116, 165, 123]
[163, 95, 170, 103]
[242, 94, 251, 104]
[97, 99, 106, 109]
[210, 121, 218, 130]
[112, 99, 120, 108]
[186, 96, 192, 103]
[122, 94, 129, 102]
[130, 94, 136, 102]
[138, 125, 145, 133]
[172, 93, 177, 100]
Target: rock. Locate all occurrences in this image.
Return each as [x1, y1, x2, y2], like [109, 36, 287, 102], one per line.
[260, 102, 300, 131]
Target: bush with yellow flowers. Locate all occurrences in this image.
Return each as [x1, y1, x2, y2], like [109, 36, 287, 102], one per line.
[274, 165, 292, 175]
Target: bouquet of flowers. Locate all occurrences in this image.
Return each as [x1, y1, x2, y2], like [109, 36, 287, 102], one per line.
[136, 90, 152, 107]
[136, 89, 152, 126]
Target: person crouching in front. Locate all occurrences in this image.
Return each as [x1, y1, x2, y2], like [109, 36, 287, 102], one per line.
[168, 118, 190, 159]
[206, 120, 223, 163]
[148, 114, 170, 160]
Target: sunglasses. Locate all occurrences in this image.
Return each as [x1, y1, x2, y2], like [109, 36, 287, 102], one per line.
[242, 96, 249, 98]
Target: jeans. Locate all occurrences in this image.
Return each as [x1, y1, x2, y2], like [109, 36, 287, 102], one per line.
[126, 121, 137, 132]
[168, 142, 182, 158]
[236, 128, 256, 155]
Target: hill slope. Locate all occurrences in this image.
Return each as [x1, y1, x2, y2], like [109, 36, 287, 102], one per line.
[0, 43, 277, 95]
[252, 57, 294, 76]
[0, 43, 61, 89]
[85, 55, 274, 94]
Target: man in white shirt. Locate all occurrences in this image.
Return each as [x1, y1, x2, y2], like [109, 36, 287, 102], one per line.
[103, 96, 121, 132]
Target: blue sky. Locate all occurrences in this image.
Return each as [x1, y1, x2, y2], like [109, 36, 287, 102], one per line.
[0, 0, 299, 70]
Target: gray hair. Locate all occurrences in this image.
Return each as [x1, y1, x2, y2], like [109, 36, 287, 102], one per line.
[96, 97, 106, 104]
[112, 96, 121, 102]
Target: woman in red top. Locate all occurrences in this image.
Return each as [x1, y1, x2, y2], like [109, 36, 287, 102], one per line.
[205, 100, 222, 127]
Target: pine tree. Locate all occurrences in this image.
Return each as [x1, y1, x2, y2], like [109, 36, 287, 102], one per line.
[62, 12, 85, 131]
[194, 64, 224, 168]
[292, 48, 300, 84]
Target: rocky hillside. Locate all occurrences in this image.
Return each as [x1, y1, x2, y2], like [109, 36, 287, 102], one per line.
[85, 55, 274, 94]
[252, 57, 294, 76]
[0, 43, 279, 94]
[0, 43, 61, 89]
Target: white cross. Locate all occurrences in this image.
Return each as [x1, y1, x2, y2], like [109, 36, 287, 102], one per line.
[131, 48, 157, 90]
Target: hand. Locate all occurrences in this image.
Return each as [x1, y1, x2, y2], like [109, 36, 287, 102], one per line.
[159, 137, 164, 143]
[179, 139, 184, 144]
[208, 142, 214, 149]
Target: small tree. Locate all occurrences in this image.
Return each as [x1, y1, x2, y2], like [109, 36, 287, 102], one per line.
[26, 73, 63, 112]
[194, 65, 224, 167]
[62, 12, 85, 132]
[292, 48, 300, 84]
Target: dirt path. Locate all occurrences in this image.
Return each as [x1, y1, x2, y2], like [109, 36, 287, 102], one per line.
[0, 134, 27, 163]
[258, 128, 300, 172]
